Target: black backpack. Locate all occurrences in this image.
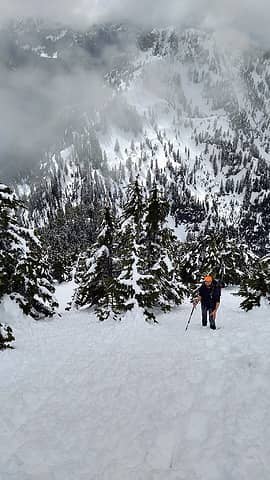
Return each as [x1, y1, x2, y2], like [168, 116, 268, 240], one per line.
[213, 279, 224, 296]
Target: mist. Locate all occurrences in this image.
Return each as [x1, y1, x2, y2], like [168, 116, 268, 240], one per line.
[0, 22, 132, 180]
[0, 0, 269, 44]
[0, 0, 269, 180]
[0, 60, 114, 179]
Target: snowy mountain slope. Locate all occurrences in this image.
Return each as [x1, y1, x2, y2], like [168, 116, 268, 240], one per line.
[1, 287, 270, 479]
[1, 21, 270, 252]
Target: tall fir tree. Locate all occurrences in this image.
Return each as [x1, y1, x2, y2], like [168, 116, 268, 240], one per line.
[122, 176, 145, 238]
[115, 178, 147, 317]
[74, 206, 120, 320]
[0, 183, 25, 298]
[75, 180, 187, 322]
[116, 181, 187, 322]
[137, 185, 187, 320]
[0, 323, 15, 350]
[181, 231, 256, 285]
[11, 236, 58, 319]
[238, 254, 270, 310]
[0, 183, 58, 319]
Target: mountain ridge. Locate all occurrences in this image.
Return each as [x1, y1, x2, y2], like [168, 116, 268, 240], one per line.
[1, 20, 269, 254]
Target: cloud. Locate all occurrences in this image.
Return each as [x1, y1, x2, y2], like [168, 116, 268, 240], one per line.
[201, 0, 270, 45]
[0, 0, 103, 26]
[0, 0, 269, 44]
[108, 0, 270, 45]
[0, 0, 269, 180]
[0, 60, 112, 179]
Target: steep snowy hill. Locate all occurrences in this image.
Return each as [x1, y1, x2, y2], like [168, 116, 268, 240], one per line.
[1, 287, 270, 479]
[1, 21, 270, 252]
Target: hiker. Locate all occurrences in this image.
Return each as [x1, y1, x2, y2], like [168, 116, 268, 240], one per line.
[193, 275, 221, 330]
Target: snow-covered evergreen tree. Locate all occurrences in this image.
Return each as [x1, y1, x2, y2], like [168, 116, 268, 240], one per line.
[74, 206, 119, 320]
[0, 184, 25, 299]
[11, 237, 58, 319]
[116, 180, 187, 322]
[122, 176, 145, 237]
[238, 254, 270, 311]
[181, 231, 256, 285]
[116, 221, 144, 314]
[0, 323, 15, 350]
[137, 185, 187, 320]
[115, 178, 146, 317]
[0, 183, 58, 319]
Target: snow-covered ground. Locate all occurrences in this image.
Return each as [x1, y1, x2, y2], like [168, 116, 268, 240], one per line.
[1, 287, 270, 479]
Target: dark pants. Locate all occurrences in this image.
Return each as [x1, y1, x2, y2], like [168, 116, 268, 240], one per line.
[201, 304, 216, 328]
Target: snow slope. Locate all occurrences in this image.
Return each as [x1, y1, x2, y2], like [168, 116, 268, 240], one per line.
[1, 288, 270, 479]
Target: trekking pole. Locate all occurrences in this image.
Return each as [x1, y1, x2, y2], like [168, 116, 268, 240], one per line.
[185, 305, 196, 332]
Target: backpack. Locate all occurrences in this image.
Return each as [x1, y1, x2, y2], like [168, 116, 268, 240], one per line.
[213, 279, 223, 297]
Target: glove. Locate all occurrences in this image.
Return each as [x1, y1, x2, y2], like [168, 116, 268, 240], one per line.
[193, 298, 199, 307]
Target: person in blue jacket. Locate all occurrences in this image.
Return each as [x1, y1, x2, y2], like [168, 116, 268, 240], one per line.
[194, 275, 221, 329]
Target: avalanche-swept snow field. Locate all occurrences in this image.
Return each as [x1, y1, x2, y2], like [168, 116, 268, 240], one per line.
[1, 287, 270, 480]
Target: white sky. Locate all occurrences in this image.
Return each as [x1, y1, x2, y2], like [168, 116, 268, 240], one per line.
[0, 0, 269, 44]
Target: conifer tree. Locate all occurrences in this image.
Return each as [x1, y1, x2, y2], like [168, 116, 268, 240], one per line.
[0, 184, 25, 298]
[11, 236, 58, 319]
[115, 178, 146, 316]
[238, 255, 270, 310]
[0, 183, 58, 319]
[116, 181, 187, 322]
[137, 185, 187, 320]
[74, 180, 187, 323]
[114, 139, 120, 153]
[181, 231, 256, 285]
[74, 206, 119, 320]
[0, 323, 15, 350]
[123, 176, 145, 236]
